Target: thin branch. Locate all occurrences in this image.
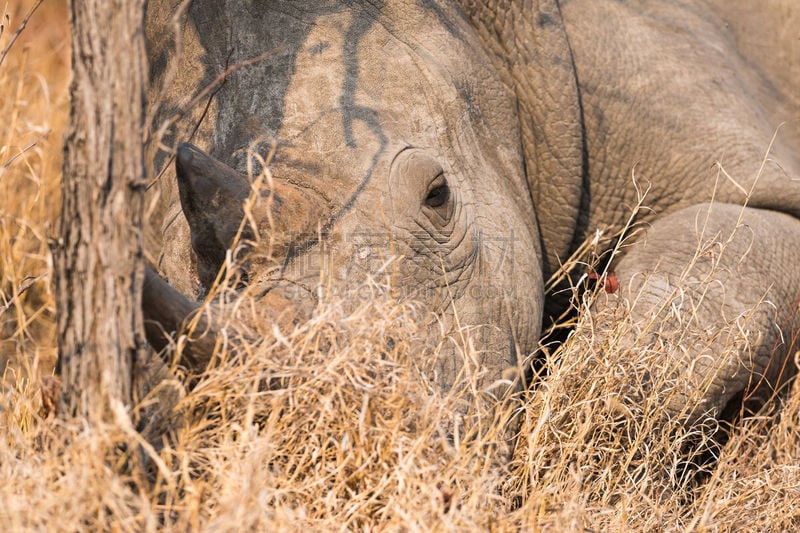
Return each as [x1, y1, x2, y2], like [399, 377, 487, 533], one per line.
[143, 0, 192, 140]
[1, 134, 47, 169]
[0, 0, 44, 68]
[147, 46, 284, 190]
[0, 274, 43, 318]
[155, 47, 284, 142]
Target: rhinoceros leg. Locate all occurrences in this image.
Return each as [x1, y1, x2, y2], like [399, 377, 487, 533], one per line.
[592, 203, 800, 423]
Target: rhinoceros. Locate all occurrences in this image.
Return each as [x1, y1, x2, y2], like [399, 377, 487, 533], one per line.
[142, 0, 800, 423]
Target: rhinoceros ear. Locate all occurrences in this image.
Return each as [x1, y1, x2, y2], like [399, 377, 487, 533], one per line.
[175, 143, 252, 288]
[457, 0, 584, 281]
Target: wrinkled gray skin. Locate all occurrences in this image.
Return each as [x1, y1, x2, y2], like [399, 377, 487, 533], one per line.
[143, 0, 800, 422]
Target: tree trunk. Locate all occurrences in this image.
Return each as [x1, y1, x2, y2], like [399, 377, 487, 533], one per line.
[55, 0, 147, 421]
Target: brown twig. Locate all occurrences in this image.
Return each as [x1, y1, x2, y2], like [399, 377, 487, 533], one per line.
[0, 0, 44, 68]
[1, 135, 47, 169]
[154, 47, 284, 144]
[0, 274, 43, 318]
[143, 0, 193, 140]
[147, 47, 283, 190]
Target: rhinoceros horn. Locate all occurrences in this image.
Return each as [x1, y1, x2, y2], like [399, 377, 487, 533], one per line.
[145, 143, 325, 372]
[176, 142, 252, 288]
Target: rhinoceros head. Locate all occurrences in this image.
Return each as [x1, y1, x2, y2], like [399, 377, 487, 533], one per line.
[149, 2, 545, 394]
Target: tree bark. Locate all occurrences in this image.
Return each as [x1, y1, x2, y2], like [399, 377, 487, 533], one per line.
[56, 0, 147, 421]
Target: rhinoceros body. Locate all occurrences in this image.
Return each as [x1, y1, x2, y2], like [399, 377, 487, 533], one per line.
[143, 0, 800, 420]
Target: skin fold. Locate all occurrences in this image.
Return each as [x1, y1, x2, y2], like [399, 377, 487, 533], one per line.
[142, 0, 799, 423]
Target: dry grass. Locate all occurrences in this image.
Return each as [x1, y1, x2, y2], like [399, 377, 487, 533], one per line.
[1, 2, 799, 531]
[0, 0, 64, 381]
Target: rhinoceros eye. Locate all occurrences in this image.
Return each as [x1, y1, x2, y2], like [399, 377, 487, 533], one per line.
[425, 178, 449, 208]
[389, 148, 451, 216]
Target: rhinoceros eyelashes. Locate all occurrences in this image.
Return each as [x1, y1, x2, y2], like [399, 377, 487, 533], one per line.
[425, 177, 450, 209]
